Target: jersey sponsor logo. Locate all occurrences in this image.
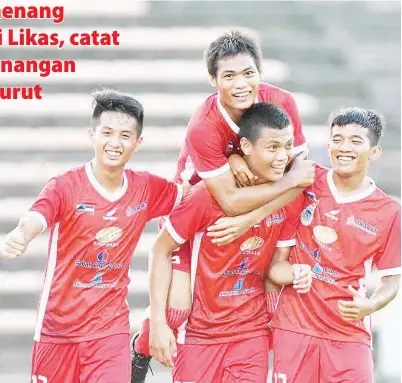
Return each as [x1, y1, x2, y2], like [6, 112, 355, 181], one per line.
[325, 209, 340, 221]
[312, 271, 337, 285]
[219, 278, 256, 297]
[76, 204, 95, 215]
[103, 208, 117, 221]
[75, 250, 123, 270]
[313, 225, 337, 244]
[94, 227, 122, 245]
[306, 191, 317, 201]
[346, 216, 377, 236]
[265, 213, 285, 227]
[126, 201, 148, 217]
[240, 236, 264, 253]
[222, 257, 263, 277]
[301, 202, 317, 226]
[73, 271, 118, 289]
[312, 248, 321, 262]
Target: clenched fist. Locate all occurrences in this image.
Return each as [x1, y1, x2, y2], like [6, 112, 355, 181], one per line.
[1, 227, 28, 259]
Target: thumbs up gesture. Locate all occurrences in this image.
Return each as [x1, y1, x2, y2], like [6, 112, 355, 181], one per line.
[1, 226, 28, 259]
[337, 285, 374, 322]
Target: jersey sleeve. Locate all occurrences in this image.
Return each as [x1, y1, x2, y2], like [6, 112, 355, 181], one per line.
[276, 193, 305, 248]
[28, 177, 65, 232]
[165, 186, 214, 244]
[374, 207, 401, 277]
[147, 174, 183, 220]
[284, 92, 307, 155]
[186, 121, 230, 179]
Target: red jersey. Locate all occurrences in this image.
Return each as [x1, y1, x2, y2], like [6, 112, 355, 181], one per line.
[174, 82, 306, 184]
[164, 182, 302, 345]
[29, 162, 182, 343]
[271, 165, 401, 345]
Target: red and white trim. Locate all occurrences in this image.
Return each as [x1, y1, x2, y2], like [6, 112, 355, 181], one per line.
[165, 217, 186, 245]
[276, 239, 296, 248]
[292, 142, 308, 155]
[173, 184, 184, 209]
[197, 162, 231, 179]
[34, 222, 60, 341]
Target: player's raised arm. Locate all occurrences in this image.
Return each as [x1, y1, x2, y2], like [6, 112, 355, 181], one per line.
[1, 212, 44, 259]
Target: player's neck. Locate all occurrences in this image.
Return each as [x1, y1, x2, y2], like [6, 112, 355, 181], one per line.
[220, 101, 243, 123]
[91, 160, 124, 192]
[331, 171, 371, 197]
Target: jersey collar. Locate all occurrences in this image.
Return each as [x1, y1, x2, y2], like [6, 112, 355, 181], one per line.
[217, 93, 259, 134]
[327, 169, 376, 204]
[85, 161, 128, 202]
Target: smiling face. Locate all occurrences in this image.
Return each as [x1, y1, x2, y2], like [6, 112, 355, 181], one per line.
[241, 125, 294, 183]
[89, 111, 143, 169]
[211, 53, 261, 118]
[328, 123, 381, 177]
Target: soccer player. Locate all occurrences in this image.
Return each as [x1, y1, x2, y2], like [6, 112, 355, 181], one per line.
[0, 89, 184, 383]
[149, 102, 313, 383]
[131, 29, 310, 381]
[208, 107, 401, 383]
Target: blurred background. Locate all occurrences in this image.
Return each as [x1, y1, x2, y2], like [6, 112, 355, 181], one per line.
[0, 1, 400, 382]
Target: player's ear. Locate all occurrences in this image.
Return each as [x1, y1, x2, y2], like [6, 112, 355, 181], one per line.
[209, 74, 217, 88]
[369, 145, 382, 161]
[133, 136, 143, 153]
[240, 137, 252, 156]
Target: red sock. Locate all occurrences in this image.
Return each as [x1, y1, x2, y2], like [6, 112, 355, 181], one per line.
[134, 318, 151, 356]
[266, 291, 280, 315]
[134, 308, 191, 356]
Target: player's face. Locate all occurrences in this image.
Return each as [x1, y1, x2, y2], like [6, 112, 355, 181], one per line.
[89, 111, 143, 168]
[241, 126, 293, 183]
[328, 124, 381, 177]
[211, 53, 261, 116]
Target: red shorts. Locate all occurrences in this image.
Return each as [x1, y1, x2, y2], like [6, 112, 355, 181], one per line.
[171, 241, 191, 273]
[272, 329, 374, 383]
[173, 336, 269, 383]
[31, 334, 131, 383]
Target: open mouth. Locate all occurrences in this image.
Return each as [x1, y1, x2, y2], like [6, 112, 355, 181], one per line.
[336, 155, 355, 164]
[232, 91, 252, 100]
[271, 164, 286, 173]
[105, 150, 123, 160]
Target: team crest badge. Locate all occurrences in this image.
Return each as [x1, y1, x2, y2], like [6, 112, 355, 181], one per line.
[301, 203, 317, 226]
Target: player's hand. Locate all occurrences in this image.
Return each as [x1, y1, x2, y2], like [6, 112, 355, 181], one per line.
[149, 322, 177, 368]
[228, 154, 258, 187]
[292, 264, 312, 293]
[337, 285, 374, 322]
[207, 214, 254, 245]
[0, 227, 27, 259]
[286, 151, 315, 188]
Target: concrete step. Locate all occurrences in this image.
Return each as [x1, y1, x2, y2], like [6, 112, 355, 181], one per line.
[0, 59, 289, 85]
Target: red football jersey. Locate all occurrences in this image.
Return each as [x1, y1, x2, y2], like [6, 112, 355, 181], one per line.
[174, 82, 306, 184]
[271, 165, 401, 345]
[29, 162, 182, 343]
[164, 182, 303, 345]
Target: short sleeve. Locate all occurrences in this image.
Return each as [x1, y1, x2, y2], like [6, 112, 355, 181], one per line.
[147, 174, 183, 220]
[186, 121, 230, 179]
[165, 185, 216, 244]
[276, 193, 305, 248]
[284, 93, 307, 155]
[374, 207, 401, 277]
[28, 177, 65, 232]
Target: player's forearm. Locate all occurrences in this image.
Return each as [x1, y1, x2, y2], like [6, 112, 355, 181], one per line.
[220, 175, 297, 216]
[149, 247, 173, 325]
[18, 213, 44, 243]
[367, 275, 400, 314]
[268, 260, 294, 286]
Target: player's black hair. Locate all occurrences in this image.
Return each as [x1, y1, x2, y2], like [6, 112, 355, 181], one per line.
[205, 30, 263, 77]
[239, 102, 291, 144]
[91, 88, 144, 136]
[329, 107, 385, 146]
